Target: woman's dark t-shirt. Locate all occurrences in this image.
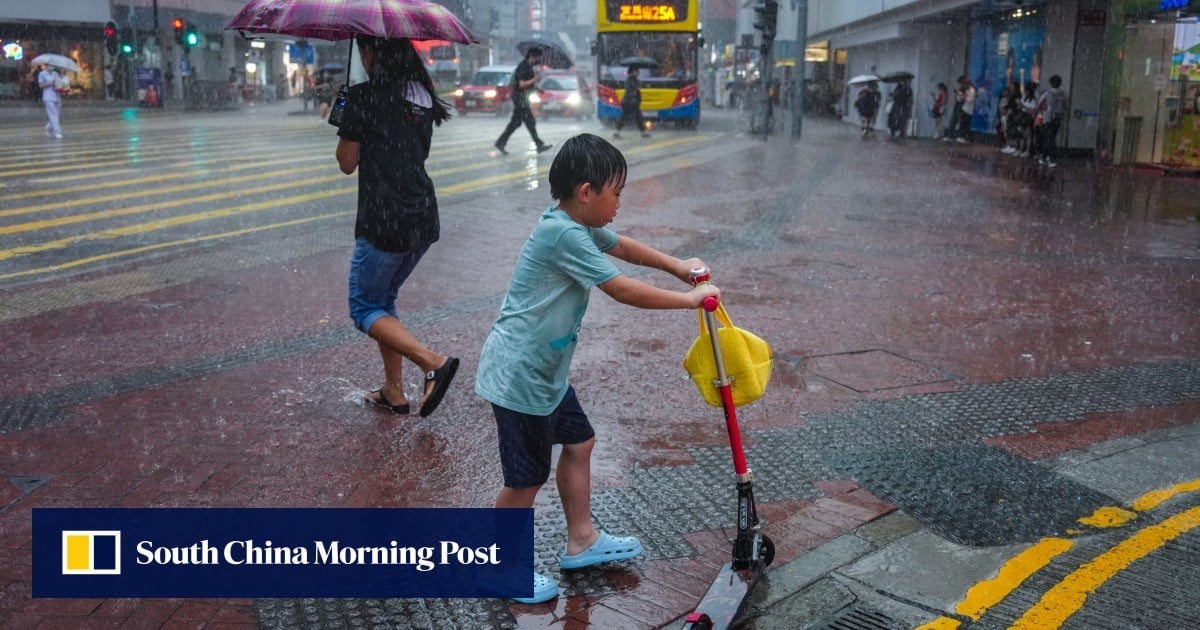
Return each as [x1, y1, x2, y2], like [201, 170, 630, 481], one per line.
[337, 81, 439, 253]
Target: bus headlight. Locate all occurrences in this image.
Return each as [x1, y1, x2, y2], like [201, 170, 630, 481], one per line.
[528, 93, 541, 104]
[484, 89, 497, 99]
[566, 93, 581, 105]
[454, 88, 464, 97]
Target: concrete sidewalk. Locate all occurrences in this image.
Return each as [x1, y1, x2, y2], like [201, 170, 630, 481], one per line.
[730, 423, 1200, 629]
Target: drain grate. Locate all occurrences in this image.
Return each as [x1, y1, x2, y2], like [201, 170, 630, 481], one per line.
[816, 605, 902, 630]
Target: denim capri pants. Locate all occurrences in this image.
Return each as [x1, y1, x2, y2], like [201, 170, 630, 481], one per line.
[348, 237, 429, 334]
[491, 386, 596, 488]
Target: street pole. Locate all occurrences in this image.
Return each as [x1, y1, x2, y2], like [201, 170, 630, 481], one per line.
[153, 0, 163, 103]
[790, 0, 807, 139]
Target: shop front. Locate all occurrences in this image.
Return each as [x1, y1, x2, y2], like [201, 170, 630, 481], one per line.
[0, 21, 105, 100]
[1113, 0, 1200, 168]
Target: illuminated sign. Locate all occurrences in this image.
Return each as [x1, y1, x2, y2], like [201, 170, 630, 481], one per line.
[618, 4, 678, 21]
[609, 0, 696, 23]
[3, 42, 23, 60]
[1160, 0, 1190, 9]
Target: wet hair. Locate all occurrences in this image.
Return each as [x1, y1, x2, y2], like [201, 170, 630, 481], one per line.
[937, 82, 947, 91]
[355, 36, 451, 124]
[1048, 74, 1062, 88]
[548, 134, 627, 201]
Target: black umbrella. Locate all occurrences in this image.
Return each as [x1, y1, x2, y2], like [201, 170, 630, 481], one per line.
[881, 71, 914, 83]
[620, 55, 659, 69]
[517, 39, 573, 69]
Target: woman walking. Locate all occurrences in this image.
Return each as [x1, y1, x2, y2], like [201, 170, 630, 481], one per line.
[335, 36, 460, 418]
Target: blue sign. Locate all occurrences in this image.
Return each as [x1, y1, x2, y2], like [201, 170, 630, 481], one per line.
[288, 43, 315, 64]
[1161, 0, 1190, 10]
[33, 508, 534, 598]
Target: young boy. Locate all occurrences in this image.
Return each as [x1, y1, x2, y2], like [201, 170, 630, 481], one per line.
[475, 133, 720, 604]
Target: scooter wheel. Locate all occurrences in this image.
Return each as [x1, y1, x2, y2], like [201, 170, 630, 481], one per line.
[682, 612, 713, 630]
[758, 534, 776, 568]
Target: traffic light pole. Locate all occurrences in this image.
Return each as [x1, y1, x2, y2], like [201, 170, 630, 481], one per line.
[790, 0, 807, 140]
[751, 0, 778, 136]
[153, 0, 166, 104]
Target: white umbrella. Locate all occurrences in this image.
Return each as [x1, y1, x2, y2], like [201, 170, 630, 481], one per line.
[32, 53, 80, 73]
[847, 74, 880, 86]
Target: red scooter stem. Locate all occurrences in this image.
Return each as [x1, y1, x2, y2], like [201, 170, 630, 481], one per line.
[719, 383, 749, 476]
[698, 295, 750, 478]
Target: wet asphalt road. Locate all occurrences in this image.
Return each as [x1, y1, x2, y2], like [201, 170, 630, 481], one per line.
[0, 98, 1198, 628]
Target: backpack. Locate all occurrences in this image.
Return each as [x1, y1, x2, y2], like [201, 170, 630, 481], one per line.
[1049, 89, 1067, 122]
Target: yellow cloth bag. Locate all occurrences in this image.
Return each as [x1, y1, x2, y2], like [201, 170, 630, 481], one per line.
[682, 303, 772, 407]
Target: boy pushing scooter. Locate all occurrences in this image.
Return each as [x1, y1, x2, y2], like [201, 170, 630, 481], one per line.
[475, 133, 720, 603]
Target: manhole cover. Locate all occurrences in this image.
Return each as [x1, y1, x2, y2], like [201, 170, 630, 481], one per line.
[807, 350, 951, 392]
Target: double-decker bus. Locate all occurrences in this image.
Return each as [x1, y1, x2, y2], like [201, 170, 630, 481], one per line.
[595, 0, 702, 129]
[412, 39, 460, 85]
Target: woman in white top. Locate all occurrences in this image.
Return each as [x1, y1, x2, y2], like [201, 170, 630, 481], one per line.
[37, 65, 63, 139]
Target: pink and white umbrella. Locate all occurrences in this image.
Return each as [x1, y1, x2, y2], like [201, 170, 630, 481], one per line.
[227, 0, 477, 44]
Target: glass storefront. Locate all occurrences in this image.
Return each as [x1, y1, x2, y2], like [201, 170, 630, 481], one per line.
[1115, 8, 1200, 167]
[967, 8, 1047, 134]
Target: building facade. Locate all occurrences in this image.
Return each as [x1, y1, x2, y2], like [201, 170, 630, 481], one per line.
[778, 0, 1200, 166]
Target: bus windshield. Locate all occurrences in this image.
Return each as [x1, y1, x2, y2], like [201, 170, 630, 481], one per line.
[430, 45, 456, 61]
[596, 32, 697, 89]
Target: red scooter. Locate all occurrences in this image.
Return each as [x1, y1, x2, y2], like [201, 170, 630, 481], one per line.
[682, 269, 775, 630]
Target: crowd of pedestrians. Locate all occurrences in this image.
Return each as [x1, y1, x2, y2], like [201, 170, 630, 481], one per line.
[993, 74, 1069, 168]
[849, 71, 1069, 167]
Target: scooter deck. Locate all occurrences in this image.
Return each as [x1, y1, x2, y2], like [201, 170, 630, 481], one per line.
[687, 561, 764, 629]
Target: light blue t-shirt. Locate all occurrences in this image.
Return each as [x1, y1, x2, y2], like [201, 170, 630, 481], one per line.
[475, 207, 621, 415]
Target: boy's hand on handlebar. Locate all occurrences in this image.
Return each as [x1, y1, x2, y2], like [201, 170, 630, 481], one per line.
[678, 258, 707, 282]
[689, 283, 720, 308]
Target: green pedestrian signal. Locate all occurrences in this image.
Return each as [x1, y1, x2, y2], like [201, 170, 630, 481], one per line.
[184, 26, 199, 48]
[120, 42, 134, 55]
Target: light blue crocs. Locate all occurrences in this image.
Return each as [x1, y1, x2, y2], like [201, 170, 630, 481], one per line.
[512, 571, 559, 605]
[560, 531, 644, 570]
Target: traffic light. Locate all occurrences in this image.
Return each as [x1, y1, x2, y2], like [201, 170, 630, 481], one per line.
[120, 42, 134, 55]
[104, 21, 119, 56]
[184, 25, 199, 48]
[752, 0, 778, 41]
[172, 17, 186, 45]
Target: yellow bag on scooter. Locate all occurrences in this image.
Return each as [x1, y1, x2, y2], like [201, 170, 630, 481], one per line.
[683, 303, 772, 407]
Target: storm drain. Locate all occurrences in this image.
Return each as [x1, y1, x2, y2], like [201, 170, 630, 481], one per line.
[828, 444, 1118, 546]
[813, 605, 903, 630]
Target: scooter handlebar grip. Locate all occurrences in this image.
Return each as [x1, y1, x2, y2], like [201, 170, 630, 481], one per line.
[702, 296, 720, 312]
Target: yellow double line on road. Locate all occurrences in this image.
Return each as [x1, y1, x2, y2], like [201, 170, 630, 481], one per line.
[0, 135, 710, 280]
[920, 479, 1200, 629]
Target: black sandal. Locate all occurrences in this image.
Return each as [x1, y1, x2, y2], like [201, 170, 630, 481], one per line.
[366, 389, 410, 415]
[419, 357, 459, 417]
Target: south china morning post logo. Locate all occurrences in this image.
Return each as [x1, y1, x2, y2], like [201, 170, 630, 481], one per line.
[33, 508, 534, 598]
[61, 530, 121, 575]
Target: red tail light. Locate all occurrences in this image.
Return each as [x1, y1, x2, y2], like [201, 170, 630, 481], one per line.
[672, 83, 699, 108]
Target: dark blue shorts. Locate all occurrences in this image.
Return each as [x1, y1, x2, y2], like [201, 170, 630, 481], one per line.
[492, 386, 595, 489]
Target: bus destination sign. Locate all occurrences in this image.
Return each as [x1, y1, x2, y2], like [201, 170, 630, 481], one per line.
[613, 2, 689, 23]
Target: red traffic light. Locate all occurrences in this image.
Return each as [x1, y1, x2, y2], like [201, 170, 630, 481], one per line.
[104, 21, 117, 38]
[172, 17, 185, 31]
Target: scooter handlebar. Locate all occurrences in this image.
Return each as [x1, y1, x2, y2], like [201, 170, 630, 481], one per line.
[702, 296, 720, 312]
[689, 267, 710, 285]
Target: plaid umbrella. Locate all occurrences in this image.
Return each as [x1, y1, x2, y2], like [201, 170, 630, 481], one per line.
[227, 0, 478, 44]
